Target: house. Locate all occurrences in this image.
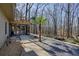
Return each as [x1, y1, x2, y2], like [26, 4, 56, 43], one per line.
[0, 3, 15, 48]
[11, 20, 30, 35]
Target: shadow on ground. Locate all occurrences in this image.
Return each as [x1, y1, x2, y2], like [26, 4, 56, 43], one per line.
[28, 39, 79, 56]
[1, 35, 79, 56]
[21, 47, 38, 56]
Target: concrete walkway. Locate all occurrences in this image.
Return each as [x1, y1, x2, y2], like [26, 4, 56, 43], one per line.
[20, 35, 79, 56]
[20, 35, 50, 56]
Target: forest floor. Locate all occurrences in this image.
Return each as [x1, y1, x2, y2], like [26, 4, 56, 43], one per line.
[64, 37, 79, 45]
[30, 33, 79, 45]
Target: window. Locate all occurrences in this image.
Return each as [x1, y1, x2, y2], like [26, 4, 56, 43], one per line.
[5, 22, 7, 34]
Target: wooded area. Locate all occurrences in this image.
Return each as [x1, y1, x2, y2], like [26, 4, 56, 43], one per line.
[15, 3, 79, 43]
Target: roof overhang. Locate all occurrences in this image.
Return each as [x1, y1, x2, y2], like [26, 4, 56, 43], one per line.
[11, 20, 31, 25]
[0, 3, 16, 22]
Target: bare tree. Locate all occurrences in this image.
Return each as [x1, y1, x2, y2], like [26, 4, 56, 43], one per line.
[15, 4, 25, 20]
[52, 4, 58, 37]
[25, 3, 34, 35]
[46, 4, 57, 37]
[59, 4, 64, 37]
[67, 3, 71, 38]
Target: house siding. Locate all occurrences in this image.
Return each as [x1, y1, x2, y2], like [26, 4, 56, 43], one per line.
[0, 9, 9, 48]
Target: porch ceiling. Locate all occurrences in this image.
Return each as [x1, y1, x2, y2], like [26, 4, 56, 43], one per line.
[0, 3, 16, 22]
[11, 20, 31, 25]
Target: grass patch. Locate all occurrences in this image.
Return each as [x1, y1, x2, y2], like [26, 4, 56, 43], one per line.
[64, 37, 79, 45]
[54, 36, 79, 45]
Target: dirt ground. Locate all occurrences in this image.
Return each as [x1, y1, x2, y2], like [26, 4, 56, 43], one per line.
[0, 38, 22, 56]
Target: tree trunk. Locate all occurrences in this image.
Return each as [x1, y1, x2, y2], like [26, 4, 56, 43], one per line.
[28, 4, 31, 34]
[67, 3, 71, 38]
[60, 7, 63, 37]
[39, 24, 42, 42]
[78, 17, 79, 36]
[25, 3, 29, 35]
